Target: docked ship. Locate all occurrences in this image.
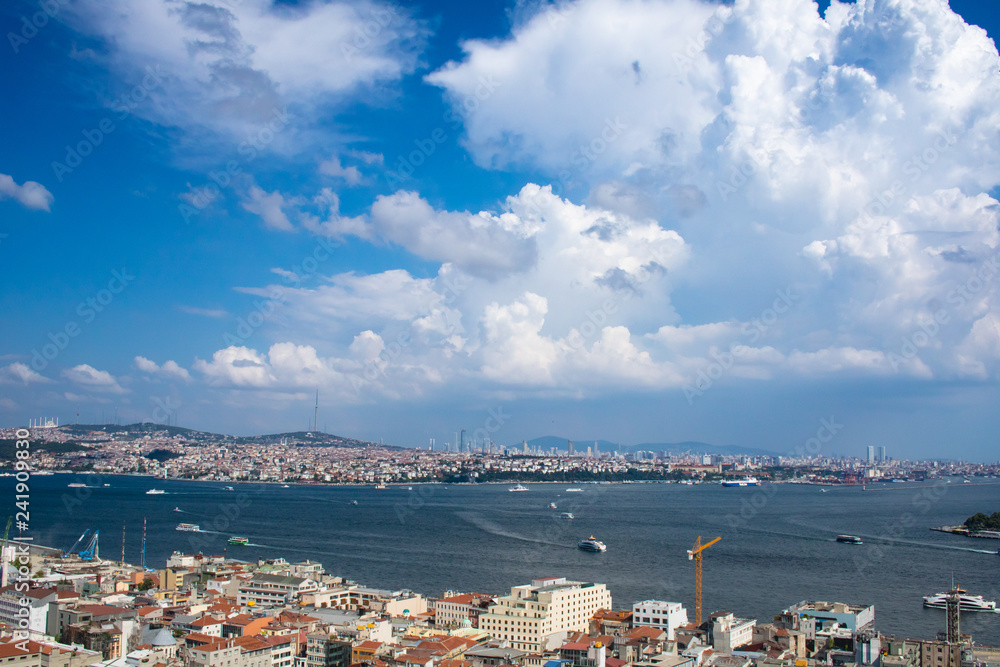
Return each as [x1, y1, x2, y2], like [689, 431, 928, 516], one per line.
[836, 535, 863, 544]
[578, 536, 606, 552]
[228, 536, 250, 545]
[175, 523, 201, 532]
[721, 476, 759, 487]
[508, 484, 529, 492]
[146, 489, 166, 495]
[922, 591, 997, 612]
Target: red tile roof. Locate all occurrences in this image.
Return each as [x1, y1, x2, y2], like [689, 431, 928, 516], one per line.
[78, 604, 131, 616]
[0, 641, 42, 658]
[234, 636, 271, 652]
[560, 642, 592, 651]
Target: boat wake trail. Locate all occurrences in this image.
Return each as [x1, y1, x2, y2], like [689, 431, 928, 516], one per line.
[456, 512, 570, 548]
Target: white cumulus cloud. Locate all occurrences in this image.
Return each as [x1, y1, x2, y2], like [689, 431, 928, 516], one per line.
[0, 173, 53, 211]
[63, 364, 127, 394]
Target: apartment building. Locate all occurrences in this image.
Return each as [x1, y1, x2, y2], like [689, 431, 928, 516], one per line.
[632, 601, 688, 640]
[305, 632, 352, 667]
[0, 587, 58, 639]
[434, 593, 494, 628]
[0, 639, 102, 667]
[478, 577, 612, 653]
[709, 612, 755, 653]
[238, 574, 319, 608]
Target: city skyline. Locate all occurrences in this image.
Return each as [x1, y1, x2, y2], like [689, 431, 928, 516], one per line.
[4, 0, 1000, 461]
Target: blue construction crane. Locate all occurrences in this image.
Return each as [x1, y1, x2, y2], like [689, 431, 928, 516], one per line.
[62, 529, 90, 557]
[78, 530, 99, 561]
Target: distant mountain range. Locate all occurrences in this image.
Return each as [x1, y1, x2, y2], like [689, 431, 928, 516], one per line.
[524, 435, 779, 458]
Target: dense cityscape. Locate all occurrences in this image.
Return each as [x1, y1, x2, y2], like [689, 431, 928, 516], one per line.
[6, 3, 1000, 667]
[3, 529, 999, 667]
[2, 424, 999, 486]
[3, 424, 999, 667]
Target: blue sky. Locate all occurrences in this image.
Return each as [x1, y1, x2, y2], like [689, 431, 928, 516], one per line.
[3, 0, 1000, 461]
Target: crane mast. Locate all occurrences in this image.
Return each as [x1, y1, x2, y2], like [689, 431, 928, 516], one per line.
[687, 535, 721, 627]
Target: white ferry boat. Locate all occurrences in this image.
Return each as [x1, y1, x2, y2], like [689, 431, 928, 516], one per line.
[565, 488, 583, 492]
[146, 489, 165, 495]
[922, 592, 997, 612]
[578, 536, 606, 552]
[721, 476, 759, 487]
[176, 523, 201, 532]
[508, 484, 529, 492]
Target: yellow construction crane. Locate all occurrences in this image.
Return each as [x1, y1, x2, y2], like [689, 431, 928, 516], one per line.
[687, 535, 721, 627]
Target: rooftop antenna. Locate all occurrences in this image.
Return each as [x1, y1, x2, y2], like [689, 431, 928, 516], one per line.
[314, 389, 319, 432]
[121, 521, 125, 564]
[141, 517, 147, 571]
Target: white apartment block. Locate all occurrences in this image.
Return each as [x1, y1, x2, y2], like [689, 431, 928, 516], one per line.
[479, 577, 612, 653]
[711, 612, 756, 653]
[0, 587, 54, 639]
[632, 600, 689, 640]
[237, 574, 318, 608]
